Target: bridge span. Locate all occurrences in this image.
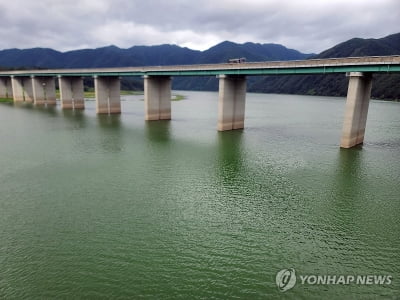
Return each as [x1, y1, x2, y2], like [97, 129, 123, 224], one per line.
[0, 55, 399, 148]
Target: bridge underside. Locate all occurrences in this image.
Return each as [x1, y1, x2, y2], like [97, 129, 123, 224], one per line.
[59, 76, 85, 109]
[0, 70, 386, 148]
[32, 76, 56, 105]
[94, 76, 121, 114]
[0, 77, 13, 98]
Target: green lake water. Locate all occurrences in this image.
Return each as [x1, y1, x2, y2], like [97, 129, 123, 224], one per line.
[0, 91, 399, 299]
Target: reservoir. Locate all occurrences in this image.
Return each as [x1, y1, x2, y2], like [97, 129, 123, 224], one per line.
[0, 91, 399, 298]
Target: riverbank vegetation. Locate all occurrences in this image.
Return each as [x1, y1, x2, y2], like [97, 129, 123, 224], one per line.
[0, 92, 186, 103]
[172, 94, 186, 101]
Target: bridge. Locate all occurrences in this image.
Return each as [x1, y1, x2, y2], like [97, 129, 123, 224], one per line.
[0, 55, 399, 148]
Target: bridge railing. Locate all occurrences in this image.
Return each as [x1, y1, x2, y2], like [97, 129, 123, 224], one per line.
[0, 55, 399, 76]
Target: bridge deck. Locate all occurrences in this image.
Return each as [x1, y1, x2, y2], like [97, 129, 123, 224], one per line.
[0, 55, 399, 77]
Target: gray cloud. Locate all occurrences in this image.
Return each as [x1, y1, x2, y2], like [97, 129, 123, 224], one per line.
[0, 0, 398, 53]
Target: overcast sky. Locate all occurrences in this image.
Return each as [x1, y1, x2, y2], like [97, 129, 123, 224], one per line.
[0, 0, 398, 54]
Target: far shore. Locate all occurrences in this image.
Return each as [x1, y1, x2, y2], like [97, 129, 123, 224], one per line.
[0, 90, 187, 103]
[1, 91, 398, 104]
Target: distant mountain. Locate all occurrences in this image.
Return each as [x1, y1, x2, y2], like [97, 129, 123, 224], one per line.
[249, 33, 400, 100]
[317, 33, 400, 58]
[0, 48, 63, 68]
[0, 41, 311, 68]
[0, 45, 200, 68]
[0, 34, 399, 99]
[197, 41, 309, 63]
[173, 41, 312, 90]
[0, 41, 313, 94]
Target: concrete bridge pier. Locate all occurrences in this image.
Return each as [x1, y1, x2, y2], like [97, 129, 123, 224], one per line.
[0, 77, 12, 98]
[58, 76, 85, 109]
[144, 76, 171, 120]
[6, 78, 12, 98]
[11, 76, 34, 103]
[94, 76, 121, 114]
[23, 77, 34, 103]
[340, 72, 373, 148]
[217, 75, 246, 131]
[32, 76, 56, 105]
[11, 76, 24, 102]
[0, 78, 7, 98]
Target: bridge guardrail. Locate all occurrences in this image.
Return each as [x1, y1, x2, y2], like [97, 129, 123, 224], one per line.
[0, 56, 399, 76]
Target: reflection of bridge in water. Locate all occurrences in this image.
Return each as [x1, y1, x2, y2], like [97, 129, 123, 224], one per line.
[0, 55, 399, 148]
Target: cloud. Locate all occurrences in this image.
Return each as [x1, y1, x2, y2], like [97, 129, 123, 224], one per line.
[0, 0, 398, 53]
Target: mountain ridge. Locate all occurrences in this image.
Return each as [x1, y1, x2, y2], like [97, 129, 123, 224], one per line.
[249, 33, 400, 100]
[0, 33, 399, 99]
[0, 41, 312, 68]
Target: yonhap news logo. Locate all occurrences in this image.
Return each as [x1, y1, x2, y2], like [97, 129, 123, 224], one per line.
[276, 268, 297, 292]
[275, 268, 392, 292]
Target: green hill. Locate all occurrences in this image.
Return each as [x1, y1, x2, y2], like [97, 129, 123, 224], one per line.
[249, 33, 400, 100]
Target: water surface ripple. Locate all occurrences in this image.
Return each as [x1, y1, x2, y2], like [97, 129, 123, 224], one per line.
[0, 92, 399, 299]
